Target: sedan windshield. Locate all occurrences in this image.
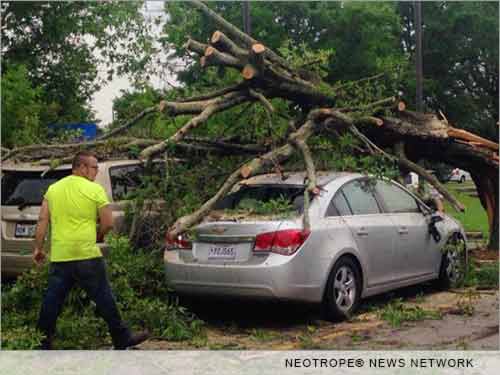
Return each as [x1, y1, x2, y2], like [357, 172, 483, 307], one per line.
[1, 170, 71, 207]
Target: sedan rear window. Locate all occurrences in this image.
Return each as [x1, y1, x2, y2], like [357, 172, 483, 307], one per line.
[214, 185, 307, 215]
[1, 170, 71, 207]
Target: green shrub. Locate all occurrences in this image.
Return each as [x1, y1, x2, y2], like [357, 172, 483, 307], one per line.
[1, 235, 204, 349]
[475, 263, 499, 289]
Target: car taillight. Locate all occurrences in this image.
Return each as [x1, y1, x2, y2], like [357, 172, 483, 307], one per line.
[254, 229, 310, 256]
[165, 233, 192, 250]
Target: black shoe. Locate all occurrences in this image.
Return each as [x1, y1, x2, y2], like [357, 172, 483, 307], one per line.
[114, 330, 150, 350]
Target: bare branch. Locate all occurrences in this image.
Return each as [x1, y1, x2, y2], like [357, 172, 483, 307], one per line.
[177, 83, 246, 103]
[140, 91, 252, 159]
[394, 143, 464, 212]
[248, 89, 274, 113]
[167, 113, 322, 238]
[98, 107, 158, 140]
[190, 0, 290, 70]
[183, 38, 208, 55]
[203, 46, 245, 69]
[334, 73, 386, 91]
[210, 31, 248, 59]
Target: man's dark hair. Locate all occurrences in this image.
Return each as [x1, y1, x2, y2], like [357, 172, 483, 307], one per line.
[72, 151, 97, 170]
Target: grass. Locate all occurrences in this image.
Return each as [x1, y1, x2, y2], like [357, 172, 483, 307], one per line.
[475, 263, 499, 289]
[377, 298, 442, 328]
[443, 182, 489, 240]
[249, 328, 279, 342]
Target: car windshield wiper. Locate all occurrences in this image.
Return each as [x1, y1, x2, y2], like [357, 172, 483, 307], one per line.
[18, 200, 33, 210]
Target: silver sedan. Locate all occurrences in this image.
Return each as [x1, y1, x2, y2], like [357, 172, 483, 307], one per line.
[164, 172, 467, 320]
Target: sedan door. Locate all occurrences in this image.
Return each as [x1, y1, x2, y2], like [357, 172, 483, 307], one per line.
[374, 180, 440, 281]
[334, 179, 398, 288]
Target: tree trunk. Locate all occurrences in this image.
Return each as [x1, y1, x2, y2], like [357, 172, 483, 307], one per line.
[473, 171, 499, 250]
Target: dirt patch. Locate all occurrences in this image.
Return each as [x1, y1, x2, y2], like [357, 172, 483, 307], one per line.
[139, 287, 499, 351]
[470, 248, 499, 262]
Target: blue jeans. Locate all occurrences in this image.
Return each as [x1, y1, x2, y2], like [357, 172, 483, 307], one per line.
[37, 257, 131, 348]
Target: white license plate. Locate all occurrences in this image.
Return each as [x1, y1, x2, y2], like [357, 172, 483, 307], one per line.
[208, 246, 236, 259]
[15, 223, 36, 238]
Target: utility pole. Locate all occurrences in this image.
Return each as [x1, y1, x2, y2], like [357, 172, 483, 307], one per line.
[242, 1, 251, 36]
[414, 1, 423, 112]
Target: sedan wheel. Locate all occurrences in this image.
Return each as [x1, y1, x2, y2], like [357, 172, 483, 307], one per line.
[334, 266, 357, 312]
[323, 257, 361, 321]
[437, 233, 467, 289]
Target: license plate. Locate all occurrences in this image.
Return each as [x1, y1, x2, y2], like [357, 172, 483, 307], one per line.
[15, 223, 36, 238]
[208, 246, 236, 259]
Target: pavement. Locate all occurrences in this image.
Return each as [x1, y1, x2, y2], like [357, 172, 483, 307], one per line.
[139, 287, 499, 350]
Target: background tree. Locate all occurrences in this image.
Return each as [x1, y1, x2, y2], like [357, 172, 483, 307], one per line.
[1, 0, 158, 144]
[1, 64, 43, 147]
[398, 1, 499, 141]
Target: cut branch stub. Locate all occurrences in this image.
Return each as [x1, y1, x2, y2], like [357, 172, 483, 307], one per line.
[184, 38, 208, 56]
[203, 46, 244, 69]
[190, 0, 291, 71]
[251, 43, 266, 54]
[210, 30, 248, 59]
[242, 64, 258, 80]
[250, 43, 266, 69]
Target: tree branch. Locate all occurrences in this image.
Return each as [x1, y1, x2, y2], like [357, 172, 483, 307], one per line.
[190, 0, 290, 70]
[393, 142, 465, 212]
[140, 91, 252, 159]
[210, 31, 248, 59]
[98, 107, 158, 140]
[183, 38, 208, 56]
[167, 113, 321, 238]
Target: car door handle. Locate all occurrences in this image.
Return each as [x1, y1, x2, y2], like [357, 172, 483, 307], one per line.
[398, 227, 409, 235]
[357, 228, 369, 236]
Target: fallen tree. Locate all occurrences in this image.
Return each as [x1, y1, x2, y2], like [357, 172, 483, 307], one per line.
[161, 1, 498, 249]
[3, 1, 498, 249]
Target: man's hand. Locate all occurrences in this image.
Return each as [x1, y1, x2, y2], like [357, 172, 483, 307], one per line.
[33, 247, 46, 265]
[97, 205, 113, 242]
[33, 199, 50, 265]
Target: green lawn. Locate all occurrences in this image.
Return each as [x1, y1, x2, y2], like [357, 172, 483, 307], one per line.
[443, 181, 489, 240]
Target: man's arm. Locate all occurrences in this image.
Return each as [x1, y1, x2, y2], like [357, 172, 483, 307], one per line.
[33, 199, 50, 265]
[97, 205, 113, 242]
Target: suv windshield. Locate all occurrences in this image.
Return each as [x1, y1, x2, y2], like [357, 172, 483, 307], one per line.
[215, 184, 307, 214]
[109, 161, 166, 201]
[1, 170, 71, 207]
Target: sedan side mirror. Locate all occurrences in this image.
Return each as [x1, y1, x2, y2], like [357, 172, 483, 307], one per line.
[428, 213, 444, 242]
[429, 213, 444, 225]
[423, 198, 437, 212]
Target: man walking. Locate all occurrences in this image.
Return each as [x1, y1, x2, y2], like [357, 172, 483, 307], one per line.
[33, 151, 149, 349]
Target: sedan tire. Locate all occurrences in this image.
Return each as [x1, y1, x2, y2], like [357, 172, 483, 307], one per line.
[322, 257, 362, 321]
[437, 232, 467, 289]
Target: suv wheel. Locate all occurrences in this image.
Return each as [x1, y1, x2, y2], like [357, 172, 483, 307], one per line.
[437, 232, 467, 289]
[322, 257, 361, 321]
